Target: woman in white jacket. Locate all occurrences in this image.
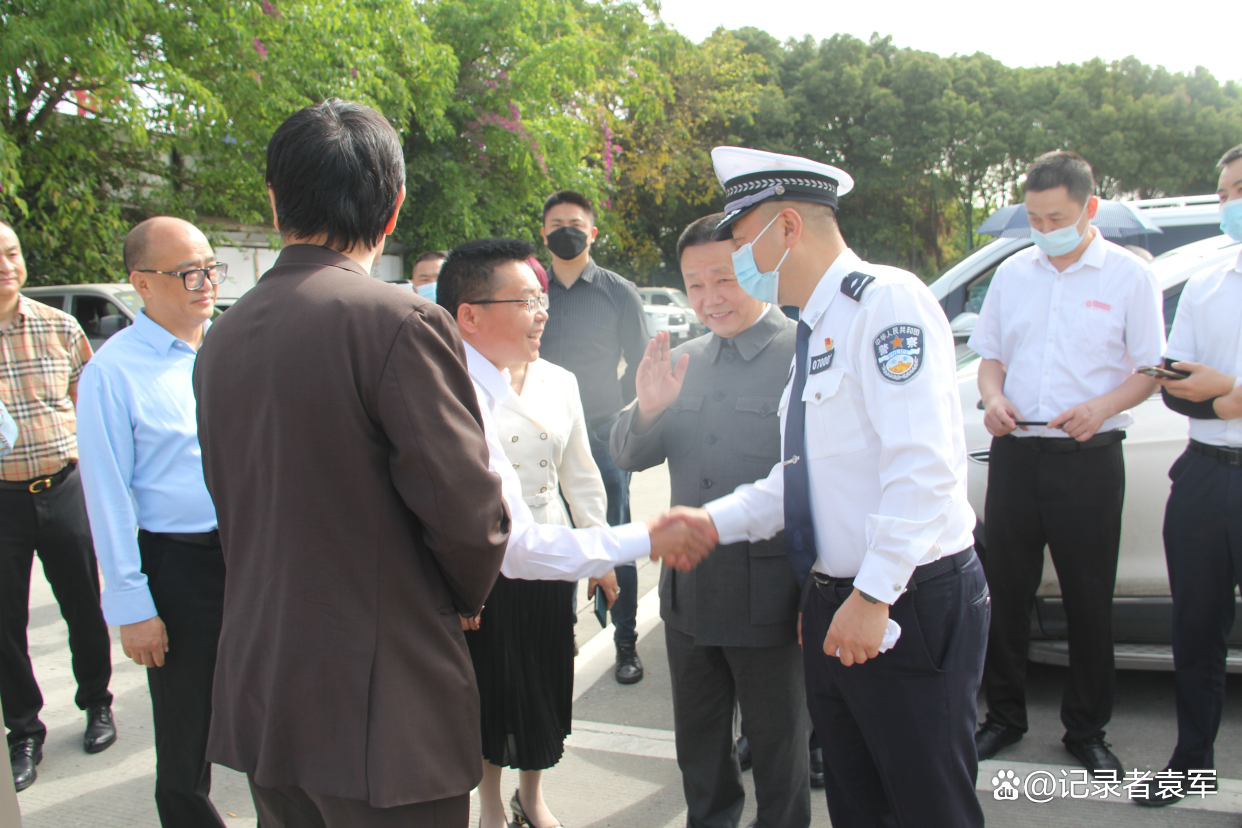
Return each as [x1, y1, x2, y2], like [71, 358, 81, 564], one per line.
[465, 314, 618, 828]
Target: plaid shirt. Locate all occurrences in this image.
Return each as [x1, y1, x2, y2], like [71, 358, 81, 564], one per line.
[0, 296, 93, 480]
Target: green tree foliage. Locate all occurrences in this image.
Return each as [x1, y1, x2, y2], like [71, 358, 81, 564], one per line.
[2, 4, 1240, 285]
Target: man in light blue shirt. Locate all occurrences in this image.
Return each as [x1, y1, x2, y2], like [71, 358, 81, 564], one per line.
[76, 216, 227, 828]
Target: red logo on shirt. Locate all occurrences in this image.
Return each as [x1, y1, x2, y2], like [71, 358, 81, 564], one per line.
[1084, 300, 1112, 312]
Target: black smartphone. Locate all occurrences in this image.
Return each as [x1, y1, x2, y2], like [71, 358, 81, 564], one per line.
[594, 588, 608, 628]
[1136, 365, 1191, 380]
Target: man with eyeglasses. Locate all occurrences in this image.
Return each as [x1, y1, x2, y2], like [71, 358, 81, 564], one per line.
[0, 219, 116, 793]
[76, 216, 228, 827]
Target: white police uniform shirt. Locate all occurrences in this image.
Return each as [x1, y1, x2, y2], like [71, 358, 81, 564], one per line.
[703, 249, 976, 604]
[1164, 247, 1242, 447]
[967, 232, 1165, 437]
[463, 341, 651, 580]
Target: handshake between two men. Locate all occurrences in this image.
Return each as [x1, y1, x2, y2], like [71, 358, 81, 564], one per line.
[645, 506, 718, 572]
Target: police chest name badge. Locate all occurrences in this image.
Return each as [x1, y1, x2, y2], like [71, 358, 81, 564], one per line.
[873, 325, 923, 383]
[809, 337, 835, 374]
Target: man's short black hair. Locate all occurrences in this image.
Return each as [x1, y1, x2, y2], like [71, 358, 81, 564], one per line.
[437, 238, 536, 320]
[542, 190, 594, 222]
[415, 250, 448, 264]
[265, 98, 405, 253]
[1219, 145, 1242, 168]
[676, 213, 726, 262]
[1025, 150, 1095, 205]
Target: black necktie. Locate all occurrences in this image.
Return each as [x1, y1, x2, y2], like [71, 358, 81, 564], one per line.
[784, 321, 817, 587]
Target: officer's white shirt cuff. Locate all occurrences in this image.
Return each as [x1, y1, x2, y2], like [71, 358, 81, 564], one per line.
[704, 496, 751, 546]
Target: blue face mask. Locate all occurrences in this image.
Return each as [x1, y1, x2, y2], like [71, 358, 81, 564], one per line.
[1220, 199, 1242, 242]
[1030, 202, 1090, 257]
[416, 281, 437, 301]
[730, 212, 790, 305]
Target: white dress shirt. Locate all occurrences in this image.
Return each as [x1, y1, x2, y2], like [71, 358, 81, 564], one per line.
[499, 358, 607, 529]
[76, 311, 217, 625]
[967, 232, 1165, 436]
[464, 342, 650, 580]
[1164, 248, 1242, 447]
[703, 249, 976, 604]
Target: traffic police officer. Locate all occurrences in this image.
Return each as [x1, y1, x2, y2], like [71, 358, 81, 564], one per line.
[670, 147, 989, 827]
[1135, 144, 1242, 807]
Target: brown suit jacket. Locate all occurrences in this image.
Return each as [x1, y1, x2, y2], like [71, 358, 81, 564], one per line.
[193, 245, 509, 807]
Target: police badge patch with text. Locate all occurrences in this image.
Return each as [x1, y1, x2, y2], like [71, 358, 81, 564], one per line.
[873, 325, 923, 383]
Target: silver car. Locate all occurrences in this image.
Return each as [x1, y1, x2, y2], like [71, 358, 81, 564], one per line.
[22, 284, 145, 350]
[954, 234, 1242, 671]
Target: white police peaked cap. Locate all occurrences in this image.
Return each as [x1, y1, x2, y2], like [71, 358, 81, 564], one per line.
[711, 146, 855, 240]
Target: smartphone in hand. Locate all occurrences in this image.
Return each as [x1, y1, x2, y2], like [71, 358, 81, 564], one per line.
[594, 588, 608, 628]
[1136, 365, 1191, 380]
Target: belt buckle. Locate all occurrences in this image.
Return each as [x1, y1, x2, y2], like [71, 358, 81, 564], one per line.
[28, 476, 53, 494]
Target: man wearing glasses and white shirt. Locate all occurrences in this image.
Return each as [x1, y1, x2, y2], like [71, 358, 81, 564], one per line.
[969, 150, 1164, 775]
[77, 217, 229, 828]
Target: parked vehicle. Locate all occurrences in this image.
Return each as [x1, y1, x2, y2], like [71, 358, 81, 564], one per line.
[638, 286, 707, 340]
[956, 234, 1242, 672]
[932, 194, 1223, 350]
[642, 302, 692, 346]
[22, 284, 144, 350]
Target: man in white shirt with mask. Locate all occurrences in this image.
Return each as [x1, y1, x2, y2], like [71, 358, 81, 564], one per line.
[968, 150, 1164, 775]
[1133, 143, 1242, 807]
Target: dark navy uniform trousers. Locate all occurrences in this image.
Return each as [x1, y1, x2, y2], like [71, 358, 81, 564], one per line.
[1164, 446, 1242, 774]
[800, 552, 989, 828]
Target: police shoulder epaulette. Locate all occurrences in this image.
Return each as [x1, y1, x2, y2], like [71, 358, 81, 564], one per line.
[840, 271, 875, 302]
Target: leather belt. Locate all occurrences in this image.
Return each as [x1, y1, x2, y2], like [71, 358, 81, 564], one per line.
[0, 463, 75, 493]
[1190, 439, 1242, 468]
[1003, 431, 1125, 452]
[812, 547, 976, 593]
[142, 529, 221, 547]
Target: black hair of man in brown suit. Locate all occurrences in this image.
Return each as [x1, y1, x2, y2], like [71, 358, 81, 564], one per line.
[193, 98, 511, 827]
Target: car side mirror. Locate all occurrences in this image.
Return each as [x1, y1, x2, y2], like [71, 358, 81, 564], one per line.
[98, 315, 129, 338]
[949, 312, 979, 338]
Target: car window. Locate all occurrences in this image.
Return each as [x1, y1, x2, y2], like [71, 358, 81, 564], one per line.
[73, 295, 131, 343]
[27, 293, 64, 310]
[963, 265, 999, 315]
[650, 294, 672, 305]
[1162, 285, 1184, 338]
[111, 289, 144, 314]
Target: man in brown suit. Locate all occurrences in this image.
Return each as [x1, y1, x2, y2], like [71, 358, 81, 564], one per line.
[193, 100, 511, 826]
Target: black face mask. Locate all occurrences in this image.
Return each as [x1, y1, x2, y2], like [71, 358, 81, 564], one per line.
[546, 226, 589, 260]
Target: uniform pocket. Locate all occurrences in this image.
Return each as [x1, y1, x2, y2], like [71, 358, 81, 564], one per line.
[803, 370, 866, 459]
[663, 395, 703, 457]
[729, 395, 781, 462]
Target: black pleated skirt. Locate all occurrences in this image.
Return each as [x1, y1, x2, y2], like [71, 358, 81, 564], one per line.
[465, 574, 575, 771]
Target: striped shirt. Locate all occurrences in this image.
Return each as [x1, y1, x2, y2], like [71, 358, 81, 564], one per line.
[541, 259, 650, 425]
[0, 296, 93, 480]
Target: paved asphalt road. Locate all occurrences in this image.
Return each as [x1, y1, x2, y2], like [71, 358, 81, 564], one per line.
[8, 463, 1242, 827]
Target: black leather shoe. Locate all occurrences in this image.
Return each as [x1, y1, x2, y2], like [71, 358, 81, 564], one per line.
[736, 735, 752, 771]
[809, 746, 825, 789]
[84, 705, 117, 754]
[10, 738, 42, 792]
[975, 722, 1023, 761]
[1064, 736, 1123, 777]
[614, 642, 643, 684]
[1132, 769, 1217, 808]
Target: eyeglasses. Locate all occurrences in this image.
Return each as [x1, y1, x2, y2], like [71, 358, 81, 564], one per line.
[470, 294, 549, 314]
[136, 263, 228, 291]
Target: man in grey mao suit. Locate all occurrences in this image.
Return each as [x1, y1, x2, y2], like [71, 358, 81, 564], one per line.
[611, 214, 810, 828]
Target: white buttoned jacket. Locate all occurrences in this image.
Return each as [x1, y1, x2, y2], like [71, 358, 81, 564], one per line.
[497, 359, 607, 530]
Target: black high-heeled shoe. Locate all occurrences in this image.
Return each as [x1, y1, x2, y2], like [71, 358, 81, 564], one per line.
[511, 789, 565, 828]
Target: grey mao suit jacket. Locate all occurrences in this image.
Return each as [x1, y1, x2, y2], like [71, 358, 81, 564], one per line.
[611, 307, 798, 648]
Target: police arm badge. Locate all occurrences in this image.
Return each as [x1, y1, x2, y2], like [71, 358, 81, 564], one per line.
[873, 325, 923, 383]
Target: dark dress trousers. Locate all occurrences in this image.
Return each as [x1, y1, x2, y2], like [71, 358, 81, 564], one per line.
[611, 308, 810, 828]
[193, 245, 510, 813]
